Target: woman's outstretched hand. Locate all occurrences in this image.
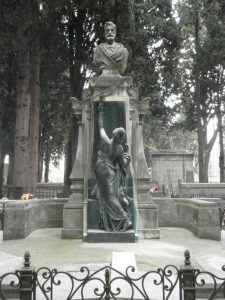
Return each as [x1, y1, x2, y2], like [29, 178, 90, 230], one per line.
[98, 96, 104, 112]
[98, 101, 104, 112]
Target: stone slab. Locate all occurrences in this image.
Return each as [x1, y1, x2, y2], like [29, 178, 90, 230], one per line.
[85, 229, 137, 243]
[61, 229, 83, 239]
[111, 252, 137, 272]
[138, 229, 160, 239]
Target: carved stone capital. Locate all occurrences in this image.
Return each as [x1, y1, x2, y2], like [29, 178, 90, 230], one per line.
[127, 86, 138, 98]
[129, 96, 137, 120]
[70, 97, 82, 122]
[137, 178, 151, 193]
[82, 89, 91, 120]
[82, 88, 92, 101]
[138, 97, 150, 124]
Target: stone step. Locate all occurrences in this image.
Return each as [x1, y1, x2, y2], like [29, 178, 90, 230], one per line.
[85, 229, 137, 243]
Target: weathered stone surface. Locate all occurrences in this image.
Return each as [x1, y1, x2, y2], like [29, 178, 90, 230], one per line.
[89, 76, 132, 100]
[62, 21, 160, 241]
[151, 150, 194, 192]
[2, 197, 220, 241]
[61, 202, 83, 239]
[3, 198, 68, 240]
[179, 182, 225, 198]
[85, 229, 136, 243]
[137, 203, 160, 239]
[154, 197, 221, 241]
[93, 21, 128, 76]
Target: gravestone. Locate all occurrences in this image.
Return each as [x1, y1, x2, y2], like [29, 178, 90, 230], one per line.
[62, 21, 159, 241]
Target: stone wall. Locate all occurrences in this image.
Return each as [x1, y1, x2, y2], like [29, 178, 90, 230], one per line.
[153, 197, 221, 240]
[3, 198, 68, 240]
[179, 182, 225, 199]
[151, 150, 194, 193]
[2, 197, 221, 241]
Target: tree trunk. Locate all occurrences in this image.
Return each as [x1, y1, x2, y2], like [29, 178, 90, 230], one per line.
[63, 9, 81, 187]
[64, 124, 72, 188]
[7, 155, 14, 186]
[202, 128, 218, 183]
[64, 114, 79, 188]
[28, 1, 40, 188]
[217, 101, 225, 182]
[0, 92, 4, 198]
[0, 148, 4, 198]
[194, 11, 204, 182]
[13, 19, 31, 189]
[44, 149, 51, 183]
[38, 133, 44, 182]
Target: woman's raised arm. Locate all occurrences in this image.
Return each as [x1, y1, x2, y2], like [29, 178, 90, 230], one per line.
[98, 101, 110, 143]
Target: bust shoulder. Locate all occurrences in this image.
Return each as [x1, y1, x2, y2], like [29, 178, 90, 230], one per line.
[93, 43, 106, 54]
[95, 43, 105, 49]
[116, 42, 124, 48]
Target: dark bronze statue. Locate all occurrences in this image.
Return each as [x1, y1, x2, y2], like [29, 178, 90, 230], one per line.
[92, 101, 133, 232]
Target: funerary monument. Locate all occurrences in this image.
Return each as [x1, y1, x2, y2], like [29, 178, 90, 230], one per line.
[1, 22, 220, 242]
[62, 21, 160, 242]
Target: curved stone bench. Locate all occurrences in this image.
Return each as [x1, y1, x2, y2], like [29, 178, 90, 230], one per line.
[2, 198, 68, 240]
[153, 197, 221, 241]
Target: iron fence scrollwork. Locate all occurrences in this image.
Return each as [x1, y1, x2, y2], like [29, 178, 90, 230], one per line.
[0, 250, 225, 299]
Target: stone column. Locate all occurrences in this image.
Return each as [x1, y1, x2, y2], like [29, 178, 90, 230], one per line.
[62, 98, 84, 239]
[135, 97, 160, 239]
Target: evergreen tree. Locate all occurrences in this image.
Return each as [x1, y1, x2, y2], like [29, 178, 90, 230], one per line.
[177, 0, 225, 182]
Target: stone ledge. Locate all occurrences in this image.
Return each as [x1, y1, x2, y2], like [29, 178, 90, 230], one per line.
[138, 229, 160, 239]
[3, 198, 68, 240]
[85, 229, 137, 243]
[154, 197, 221, 241]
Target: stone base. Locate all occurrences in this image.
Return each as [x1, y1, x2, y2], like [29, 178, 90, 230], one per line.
[154, 197, 221, 241]
[138, 229, 160, 239]
[85, 229, 137, 243]
[61, 228, 83, 239]
[61, 201, 83, 239]
[138, 202, 160, 239]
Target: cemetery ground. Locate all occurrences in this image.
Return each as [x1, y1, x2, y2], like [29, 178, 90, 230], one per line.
[0, 227, 224, 276]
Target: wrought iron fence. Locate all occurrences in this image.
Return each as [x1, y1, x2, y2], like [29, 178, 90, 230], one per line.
[0, 250, 225, 299]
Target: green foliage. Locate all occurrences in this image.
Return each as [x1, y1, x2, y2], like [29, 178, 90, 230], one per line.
[178, 0, 225, 130]
[5, 0, 223, 184]
[125, 0, 182, 100]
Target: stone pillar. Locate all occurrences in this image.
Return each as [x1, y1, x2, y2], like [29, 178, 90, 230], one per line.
[62, 98, 84, 239]
[135, 97, 160, 239]
[84, 76, 138, 242]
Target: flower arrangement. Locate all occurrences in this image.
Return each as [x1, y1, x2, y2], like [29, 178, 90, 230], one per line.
[20, 193, 33, 200]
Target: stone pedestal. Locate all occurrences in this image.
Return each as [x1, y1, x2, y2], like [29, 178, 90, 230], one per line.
[86, 230, 136, 243]
[62, 74, 160, 241]
[62, 197, 83, 239]
[137, 179, 160, 239]
[61, 100, 87, 239]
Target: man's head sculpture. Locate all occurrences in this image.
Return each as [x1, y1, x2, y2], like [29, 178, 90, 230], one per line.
[104, 21, 117, 44]
[93, 21, 129, 75]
